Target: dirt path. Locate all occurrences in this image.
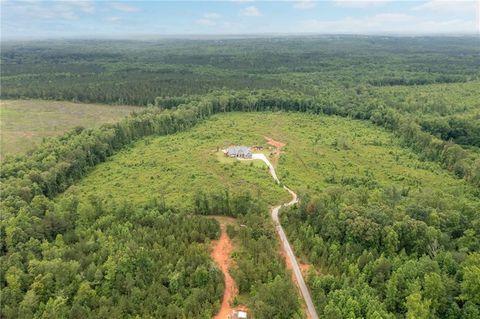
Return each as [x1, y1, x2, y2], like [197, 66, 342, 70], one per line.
[210, 217, 248, 319]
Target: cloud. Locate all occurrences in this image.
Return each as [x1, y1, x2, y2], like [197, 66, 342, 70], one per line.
[334, 0, 391, 8]
[240, 5, 262, 16]
[195, 12, 222, 27]
[110, 2, 141, 13]
[294, 0, 316, 10]
[196, 18, 216, 26]
[299, 12, 476, 34]
[105, 16, 121, 22]
[1, 0, 95, 20]
[413, 0, 478, 14]
[203, 12, 222, 19]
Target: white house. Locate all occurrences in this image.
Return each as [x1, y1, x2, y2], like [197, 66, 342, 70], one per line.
[224, 146, 252, 159]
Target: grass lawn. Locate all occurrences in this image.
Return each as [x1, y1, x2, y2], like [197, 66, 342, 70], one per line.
[0, 99, 138, 158]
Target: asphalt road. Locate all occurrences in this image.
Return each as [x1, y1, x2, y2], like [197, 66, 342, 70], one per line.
[253, 153, 319, 319]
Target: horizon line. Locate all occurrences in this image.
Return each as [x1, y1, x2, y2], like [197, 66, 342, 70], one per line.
[2, 32, 479, 42]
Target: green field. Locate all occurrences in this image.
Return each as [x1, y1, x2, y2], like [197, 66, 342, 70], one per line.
[0, 100, 137, 158]
[67, 112, 472, 208]
[65, 113, 289, 210]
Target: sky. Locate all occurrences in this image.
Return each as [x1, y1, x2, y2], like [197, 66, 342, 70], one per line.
[1, 0, 479, 40]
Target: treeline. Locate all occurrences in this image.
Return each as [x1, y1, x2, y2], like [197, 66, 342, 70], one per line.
[281, 181, 480, 318]
[368, 74, 468, 87]
[420, 116, 480, 148]
[193, 190, 265, 218]
[0, 70, 284, 106]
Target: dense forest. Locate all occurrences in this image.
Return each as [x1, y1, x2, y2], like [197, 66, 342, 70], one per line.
[2, 37, 479, 105]
[282, 168, 480, 318]
[1, 36, 479, 318]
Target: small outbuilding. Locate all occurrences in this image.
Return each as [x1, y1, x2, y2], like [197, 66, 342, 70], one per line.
[224, 146, 252, 159]
[232, 310, 248, 319]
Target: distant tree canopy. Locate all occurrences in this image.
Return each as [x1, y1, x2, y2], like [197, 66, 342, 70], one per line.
[2, 36, 479, 105]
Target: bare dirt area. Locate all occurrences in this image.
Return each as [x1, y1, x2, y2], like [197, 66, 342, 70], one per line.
[210, 217, 247, 319]
[299, 262, 311, 274]
[264, 136, 286, 166]
[265, 136, 286, 152]
[299, 261, 321, 276]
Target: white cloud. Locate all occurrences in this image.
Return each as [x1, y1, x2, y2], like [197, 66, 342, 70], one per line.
[204, 12, 222, 19]
[110, 2, 141, 13]
[240, 5, 262, 16]
[413, 0, 478, 14]
[105, 16, 121, 22]
[195, 12, 222, 27]
[299, 12, 476, 34]
[294, 0, 316, 10]
[196, 18, 216, 26]
[334, 0, 391, 8]
[1, 0, 95, 19]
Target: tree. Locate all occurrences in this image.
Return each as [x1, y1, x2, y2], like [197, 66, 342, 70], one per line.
[405, 290, 431, 319]
[460, 253, 480, 305]
[252, 276, 299, 319]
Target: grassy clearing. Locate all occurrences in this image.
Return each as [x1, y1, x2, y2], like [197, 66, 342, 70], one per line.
[65, 116, 288, 210]
[65, 111, 473, 213]
[0, 99, 137, 158]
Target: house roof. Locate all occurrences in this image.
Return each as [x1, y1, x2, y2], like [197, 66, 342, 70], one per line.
[237, 311, 248, 319]
[226, 146, 251, 156]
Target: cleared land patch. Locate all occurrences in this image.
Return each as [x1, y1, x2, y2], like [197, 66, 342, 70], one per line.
[65, 111, 471, 210]
[0, 99, 137, 158]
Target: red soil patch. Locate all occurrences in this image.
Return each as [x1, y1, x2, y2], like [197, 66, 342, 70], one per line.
[299, 262, 310, 274]
[211, 223, 236, 319]
[264, 136, 286, 151]
[300, 261, 321, 277]
[264, 136, 286, 166]
[210, 218, 248, 318]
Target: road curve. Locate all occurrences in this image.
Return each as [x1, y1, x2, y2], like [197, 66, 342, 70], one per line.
[252, 153, 319, 319]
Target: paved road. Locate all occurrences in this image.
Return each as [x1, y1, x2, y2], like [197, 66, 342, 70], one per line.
[253, 153, 319, 319]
